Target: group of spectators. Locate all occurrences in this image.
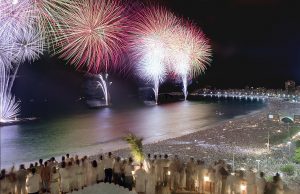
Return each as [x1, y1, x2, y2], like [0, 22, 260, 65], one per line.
[0, 152, 285, 194]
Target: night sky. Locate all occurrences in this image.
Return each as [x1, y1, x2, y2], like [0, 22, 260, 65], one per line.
[16, 0, 300, 103]
[163, 0, 300, 88]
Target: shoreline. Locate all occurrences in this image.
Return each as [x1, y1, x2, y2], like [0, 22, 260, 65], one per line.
[1, 100, 267, 170]
[2, 99, 299, 190]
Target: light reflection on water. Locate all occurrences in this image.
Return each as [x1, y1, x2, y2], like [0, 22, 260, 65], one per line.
[1, 100, 264, 168]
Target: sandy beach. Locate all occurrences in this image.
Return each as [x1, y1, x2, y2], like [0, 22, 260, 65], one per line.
[112, 99, 300, 190]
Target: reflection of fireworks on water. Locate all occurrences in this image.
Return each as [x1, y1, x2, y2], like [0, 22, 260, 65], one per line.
[55, 0, 127, 73]
[170, 21, 212, 100]
[128, 6, 179, 104]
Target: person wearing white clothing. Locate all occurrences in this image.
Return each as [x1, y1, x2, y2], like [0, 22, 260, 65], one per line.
[16, 164, 27, 194]
[90, 160, 99, 185]
[245, 167, 256, 194]
[186, 157, 196, 191]
[124, 158, 134, 191]
[155, 155, 163, 186]
[143, 154, 152, 173]
[169, 155, 181, 191]
[75, 159, 84, 190]
[256, 172, 266, 194]
[146, 167, 157, 194]
[134, 163, 147, 194]
[26, 168, 42, 194]
[59, 162, 70, 194]
[104, 152, 114, 183]
[0, 169, 10, 194]
[97, 155, 105, 182]
[50, 167, 60, 194]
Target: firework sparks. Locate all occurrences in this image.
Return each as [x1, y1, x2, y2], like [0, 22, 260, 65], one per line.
[0, 0, 34, 35]
[96, 74, 110, 106]
[0, 65, 20, 123]
[128, 6, 179, 103]
[12, 26, 44, 63]
[54, 0, 127, 73]
[169, 21, 212, 100]
[31, 0, 74, 48]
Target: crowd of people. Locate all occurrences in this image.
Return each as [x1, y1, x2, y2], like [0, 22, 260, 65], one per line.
[0, 152, 285, 194]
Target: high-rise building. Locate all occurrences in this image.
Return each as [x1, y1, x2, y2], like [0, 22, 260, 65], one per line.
[285, 80, 296, 93]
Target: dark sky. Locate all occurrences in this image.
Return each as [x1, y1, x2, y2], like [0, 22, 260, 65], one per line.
[16, 0, 300, 103]
[164, 0, 300, 88]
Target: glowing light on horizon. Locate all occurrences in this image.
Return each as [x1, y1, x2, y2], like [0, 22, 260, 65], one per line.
[54, 0, 127, 73]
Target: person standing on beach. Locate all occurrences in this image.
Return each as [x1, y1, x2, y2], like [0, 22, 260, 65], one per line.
[0, 169, 10, 194]
[135, 163, 147, 194]
[186, 157, 196, 191]
[146, 166, 157, 194]
[143, 154, 152, 173]
[256, 172, 266, 194]
[245, 167, 256, 194]
[26, 168, 42, 194]
[82, 156, 89, 187]
[75, 159, 84, 190]
[89, 160, 98, 185]
[50, 167, 60, 194]
[155, 155, 163, 186]
[124, 158, 134, 191]
[169, 155, 181, 191]
[41, 161, 51, 192]
[113, 157, 122, 185]
[59, 162, 70, 194]
[16, 164, 27, 194]
[103, 152, 114, 183]
[97, 155, 105, 183]
[65, 154, 71, 163]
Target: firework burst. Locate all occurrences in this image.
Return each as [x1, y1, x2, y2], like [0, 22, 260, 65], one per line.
[0, 0, 34, 35]
[169, 21, 212, 100]
[0, 65, 20, 123]
[128, 6, 179, 103]
[12, 26, 44, 63]
[29, 0, 73, 50]
[54, 0, 127, 73]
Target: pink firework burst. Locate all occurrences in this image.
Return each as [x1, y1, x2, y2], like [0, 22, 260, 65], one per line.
[55, 0, 128, 73]
[169, 20, 212, 78]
